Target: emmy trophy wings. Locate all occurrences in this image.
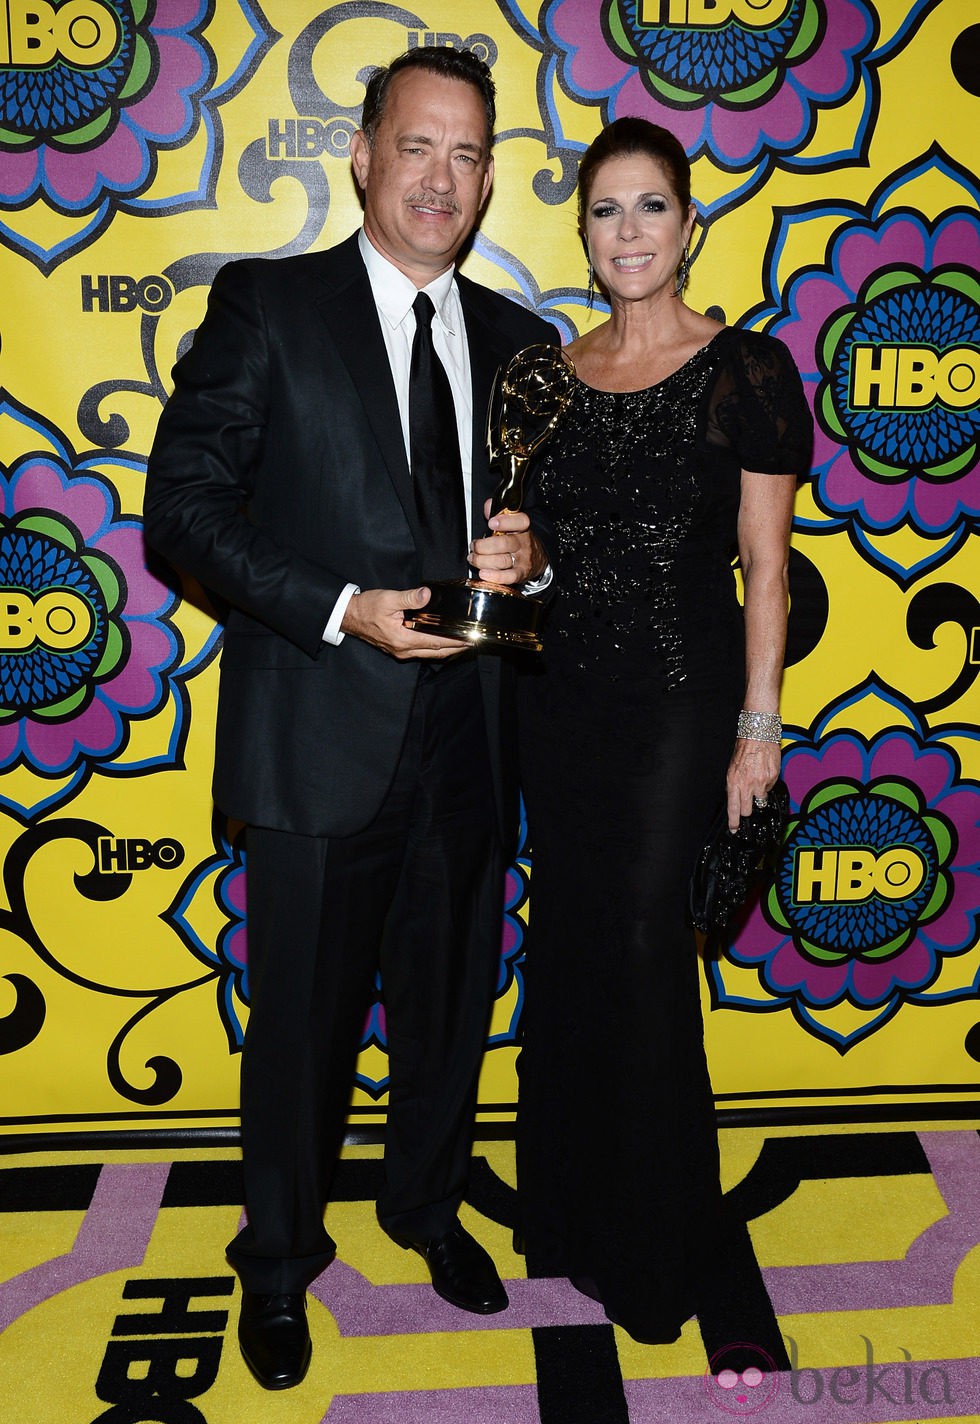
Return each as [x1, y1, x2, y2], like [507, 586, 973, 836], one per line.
[488, 344, 577, 462]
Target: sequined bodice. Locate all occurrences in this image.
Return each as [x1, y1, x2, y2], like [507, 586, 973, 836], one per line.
[537, 332, 742, 686]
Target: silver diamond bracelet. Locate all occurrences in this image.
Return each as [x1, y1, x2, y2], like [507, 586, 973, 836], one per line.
[737, 709, 782, 742]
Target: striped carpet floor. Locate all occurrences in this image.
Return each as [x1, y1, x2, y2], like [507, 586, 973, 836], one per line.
[2, 1122, 979, 1422]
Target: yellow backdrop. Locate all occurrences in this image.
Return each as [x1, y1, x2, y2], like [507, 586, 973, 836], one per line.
[0, 0, 978, 1140]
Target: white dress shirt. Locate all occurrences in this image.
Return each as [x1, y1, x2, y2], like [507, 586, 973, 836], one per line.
[323, 229, 551, 644]
[323, 232, 473, 645]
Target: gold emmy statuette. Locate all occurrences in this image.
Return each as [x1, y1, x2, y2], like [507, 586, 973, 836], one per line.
[411, 343, 575, 652]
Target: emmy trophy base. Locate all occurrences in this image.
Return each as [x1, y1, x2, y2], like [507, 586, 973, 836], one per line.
[409, 579, 543, 652]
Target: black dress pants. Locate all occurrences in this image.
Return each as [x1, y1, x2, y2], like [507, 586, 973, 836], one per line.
[227, 658, 503, 1293]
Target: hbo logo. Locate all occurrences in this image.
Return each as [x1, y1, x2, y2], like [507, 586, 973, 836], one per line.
[81, 275, 173, 315]
[1, 0, 118, 68]
[794, 847, 927, 905]
[98, 838, 185, 874]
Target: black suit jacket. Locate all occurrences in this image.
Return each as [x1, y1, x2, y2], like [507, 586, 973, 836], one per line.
[144, 232, 557, 840]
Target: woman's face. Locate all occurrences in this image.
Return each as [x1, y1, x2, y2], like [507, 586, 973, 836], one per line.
[583, 153, 696, 305]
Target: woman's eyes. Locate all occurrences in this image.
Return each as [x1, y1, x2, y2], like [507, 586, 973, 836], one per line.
[592, 200, 668, 218]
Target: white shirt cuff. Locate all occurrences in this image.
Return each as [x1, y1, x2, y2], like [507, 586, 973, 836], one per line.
[523, 563, 554, 596]
[323, 583, 360, 645]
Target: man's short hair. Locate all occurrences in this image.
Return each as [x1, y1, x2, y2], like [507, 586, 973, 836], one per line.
[361, 46, 496, 150]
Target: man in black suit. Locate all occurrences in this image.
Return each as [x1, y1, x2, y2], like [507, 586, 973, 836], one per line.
[144, 46, 556, 1390]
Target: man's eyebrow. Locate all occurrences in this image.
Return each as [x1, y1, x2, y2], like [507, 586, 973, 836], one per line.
[397, 132, 486, 154]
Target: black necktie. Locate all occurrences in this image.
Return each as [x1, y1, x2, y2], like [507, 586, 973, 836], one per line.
[409, 292, 467, 583]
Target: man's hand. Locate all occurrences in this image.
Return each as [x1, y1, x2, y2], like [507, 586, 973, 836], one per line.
[468, 500, 546, 586]
[342, 587, 465, 659]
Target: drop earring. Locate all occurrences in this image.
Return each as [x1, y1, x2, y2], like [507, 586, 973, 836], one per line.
[675, 245, 691, 297]
[587, 260, 596, 309]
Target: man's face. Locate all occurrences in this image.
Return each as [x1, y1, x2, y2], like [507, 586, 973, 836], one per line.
[350, 68, 494, 285]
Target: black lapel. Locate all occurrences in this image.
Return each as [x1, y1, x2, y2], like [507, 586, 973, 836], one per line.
[458, 279, 517, 540]
[311, 234, 421, 545]
[311, 241, 521, 548]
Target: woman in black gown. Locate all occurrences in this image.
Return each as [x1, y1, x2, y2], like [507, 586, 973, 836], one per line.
[516, 119, 813, 1351]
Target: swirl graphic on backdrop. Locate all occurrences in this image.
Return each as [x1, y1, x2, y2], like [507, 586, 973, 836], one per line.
[0, 0, 276, 270]
[166, 816, 248, 1054]
[530, 0, 940, 209]
[0, 394, 187, 815]
[748, 153, 980, 582]
[710, 686, 980, 1050]
[906, 582, 980, 716]
[0, 818, 217, 1105]
[473, 231, 598, 344]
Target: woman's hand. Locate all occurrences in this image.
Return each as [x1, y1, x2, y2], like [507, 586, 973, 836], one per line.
[468, 500, 547, 585]
[726, 737, 781, 831]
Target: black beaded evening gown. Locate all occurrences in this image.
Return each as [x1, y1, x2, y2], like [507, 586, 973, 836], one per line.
[516, 327, 812, 1349]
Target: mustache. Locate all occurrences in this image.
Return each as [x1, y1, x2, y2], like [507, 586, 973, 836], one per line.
[405, 193, 461, 215]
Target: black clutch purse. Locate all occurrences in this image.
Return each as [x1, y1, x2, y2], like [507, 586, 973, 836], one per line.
[688, 779, 789, 936]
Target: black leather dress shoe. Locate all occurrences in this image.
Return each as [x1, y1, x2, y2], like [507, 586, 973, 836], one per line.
[238, 1291, 311, 1389]
[395, 1222, 508, 1314]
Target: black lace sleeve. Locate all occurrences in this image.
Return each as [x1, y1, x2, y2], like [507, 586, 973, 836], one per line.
[706, 330, 813, 477]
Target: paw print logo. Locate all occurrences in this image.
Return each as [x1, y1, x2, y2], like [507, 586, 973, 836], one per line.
[703, 1344, 780, 1414]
